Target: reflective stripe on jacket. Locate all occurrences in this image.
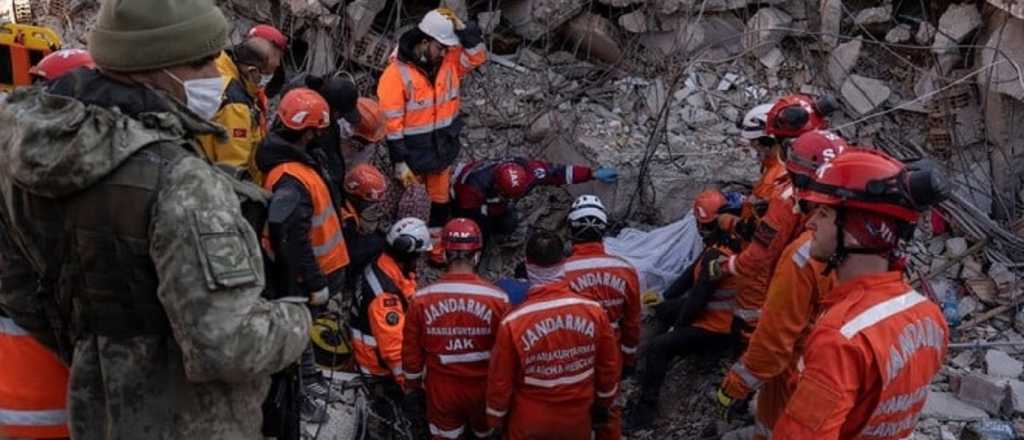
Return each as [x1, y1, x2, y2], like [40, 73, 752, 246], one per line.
[486, 282, 620, 428]
[721, 231, 835, 407]
[351, 253, 417, 381]
[262, 162, 349, 274]
[402, 272, 510, 386]
[564, 242, 641, 365]
[691, 245, 744, 335]
[0, 316, 70, 439]
[773, 272, 947, 439]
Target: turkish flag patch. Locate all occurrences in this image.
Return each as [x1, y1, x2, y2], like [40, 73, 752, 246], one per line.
[233, 128, 248, 138]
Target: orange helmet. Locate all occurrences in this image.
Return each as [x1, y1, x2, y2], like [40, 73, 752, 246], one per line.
[353, 97, 386, 143]
[277, 88, 330, 131]
[344, 163, 388, 202]
[29, 49, 95, 81]
[693, 190, 727, 225]
[765, 94, 833, 139]
[248, 24, 288, 51]
[787, 130, 849, 187]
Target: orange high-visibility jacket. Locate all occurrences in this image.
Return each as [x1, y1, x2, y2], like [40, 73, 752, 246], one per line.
[262, 162, 350, 274]
[690, 246, 745, 335]
[564, 242, 642, 366]
[726, 183, 804, 328]
[741, 156, 787, 224]
[774, 272, 948, 440]
[721, 231, 834, 401]
[402, 272, 511, 387]
[486, 282, 620, 429]
[351, 253, 417, 380]
[0, 316, 69, 439]
[378, 41, 486, 174]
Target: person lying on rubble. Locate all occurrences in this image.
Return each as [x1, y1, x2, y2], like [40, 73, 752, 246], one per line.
[563, 194, 641, 440]
[715, 130, 847, 439]
[402, 218, 511, 440]
[378, 8, 487, 254]
[625, 190, 744, 431]
[450, 157, 619, 245]
[771, 149, 949, 439]
[198, 23, 287, 169]
[0, 1, 312, 437]
[256, 88, 352, 422]
[487, 230, 620, 440]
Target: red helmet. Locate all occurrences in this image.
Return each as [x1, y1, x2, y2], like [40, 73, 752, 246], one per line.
[494, 162, 529, 199]
[248, 24, 288, 52]
[765, 95, 831, 139]
[442, 218, 483, 252]
[693, 190, 726, 225]
[344, 163, 388, 202]
[786, 130, 849, 183]
[29, 49, 94, 81]
[800, 150, 920, 222]
[277, 88, 330, 130]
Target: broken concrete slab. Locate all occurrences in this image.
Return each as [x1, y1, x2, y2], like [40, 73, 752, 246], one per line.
[959, 295, 981, 320]
[504, 0, 587, 41]
[958, 374, 1011, 415]
[885, 24, 912, 44]
[743, 7, 793, 57]
[923, 390, 990, 421]
[1007, 379, 1024, 413]
[644, 79, 669, 116]
[946, 237, 969, 256]
[854, 5, 892, 26]
[917, 21, 937, 45]
[820, 0, 842, 47]
[933, 3, 982, 54]
[758, 47, 785, 69]
[977, 11, 1024, 101]
[987, 0, 1024, 20]
[563, 13, 625, 64]
[619, 10, 648, 34]
[526, 111, 566, 143]
[478, 10, 502, 34]
[639, 26, 704, 58]
[840, 74, 891, 115]
[828, 39, 862, 89]
[986, 350, 1023, 378]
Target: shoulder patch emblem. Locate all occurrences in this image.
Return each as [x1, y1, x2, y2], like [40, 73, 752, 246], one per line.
[233, 128, 248, 138]
[532, 167, 546, 180]
[385, 311, 400, 326]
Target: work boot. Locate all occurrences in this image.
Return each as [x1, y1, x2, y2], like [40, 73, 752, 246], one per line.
[305, 377, 344, 403]
[300, 393, 329, 423]
[624, 399, 659, 432]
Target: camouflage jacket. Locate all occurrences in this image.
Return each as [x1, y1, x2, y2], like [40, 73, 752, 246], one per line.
[0, 78, 311, 440]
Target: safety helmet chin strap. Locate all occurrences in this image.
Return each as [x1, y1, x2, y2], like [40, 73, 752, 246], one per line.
[822, 207, 894, 275]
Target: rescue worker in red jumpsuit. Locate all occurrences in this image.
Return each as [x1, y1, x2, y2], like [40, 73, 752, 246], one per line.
[487, 231, 620, 440]
[562, 195, 641, 440]
[402, 218, 511, 439]
[350, 217, 432, 384]
[625, 190, 744, 431]
[451, 157, 618, 241]
[772, 149, 950, 439]
[716, 130, 849, 438]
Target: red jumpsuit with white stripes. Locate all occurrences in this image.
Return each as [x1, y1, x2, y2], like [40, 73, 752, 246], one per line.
[486, 281, 620, 440]
[402, 273, 511, 439]
[564, 242, 641, 440]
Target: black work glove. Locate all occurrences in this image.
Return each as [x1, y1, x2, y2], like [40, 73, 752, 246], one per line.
[402, 388, 427, 422]
[455, 21, 484, 47]
[621, 364, 636, 380]
[591, 404, 611, 430]
[735, 217, 756, 241]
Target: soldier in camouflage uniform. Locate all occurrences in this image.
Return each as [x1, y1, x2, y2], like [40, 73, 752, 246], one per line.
[0, 0, 312, 439]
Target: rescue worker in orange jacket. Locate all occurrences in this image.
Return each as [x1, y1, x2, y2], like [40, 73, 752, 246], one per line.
[378, 8, 487, 233]
[257, 88, 350, 421]
[771, 150, 950, 439]
[350, 217, 432, 383]
[625, 190, 744, 431]
[199, 24, 287, 168]
[0, 48, 94, 440]
[402, 218, 511, 439]
[716, 130, 849, 438]
[341, 163, 389, 275]
[563, 195, 640, 440]
[487, 231, 620, 440]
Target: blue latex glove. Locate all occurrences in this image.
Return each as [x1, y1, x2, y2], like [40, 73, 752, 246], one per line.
[723, 191, 745, 211]
[594, 166, 619, 184]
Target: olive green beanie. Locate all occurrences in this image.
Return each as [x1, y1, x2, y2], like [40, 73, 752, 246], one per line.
[88, 0, 229, 72]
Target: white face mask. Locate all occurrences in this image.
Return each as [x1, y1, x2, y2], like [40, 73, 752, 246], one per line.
[337, 118, 354, 140]
[163, 69, 224, 121]
[259, 73, 274, 88]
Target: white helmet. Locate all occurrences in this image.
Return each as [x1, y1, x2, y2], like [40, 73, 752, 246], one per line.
[568, 195, 608, 241]
[740, 103, 775, 140]
[419, 9, 460, 47]
[387, 217, 433, 253]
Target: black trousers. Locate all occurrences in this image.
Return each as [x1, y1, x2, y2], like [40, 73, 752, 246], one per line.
[639, 325, 736, 403]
